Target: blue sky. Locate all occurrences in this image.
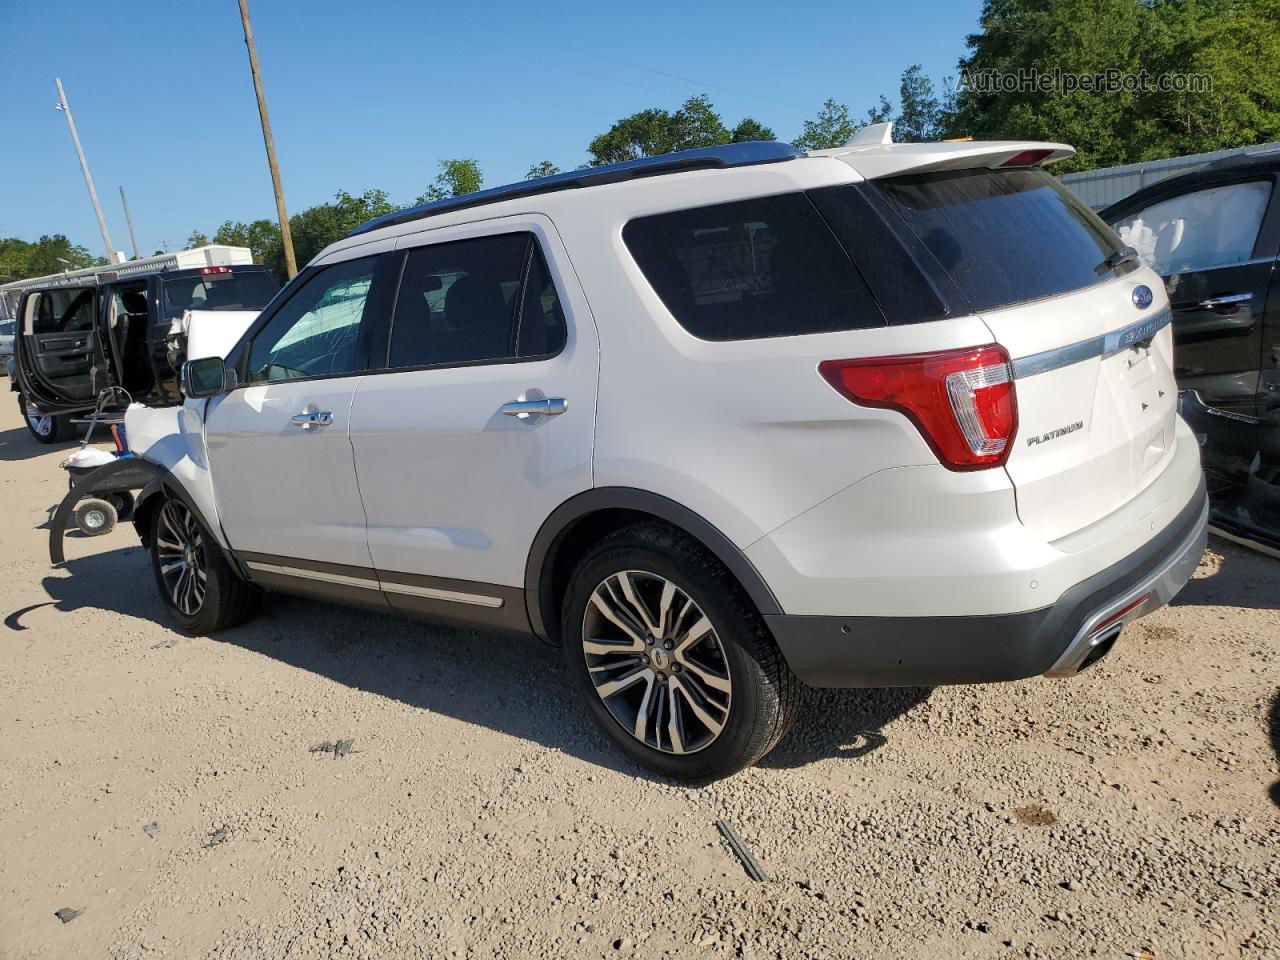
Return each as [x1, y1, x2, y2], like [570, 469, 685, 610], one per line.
[0, 0, 982, 259]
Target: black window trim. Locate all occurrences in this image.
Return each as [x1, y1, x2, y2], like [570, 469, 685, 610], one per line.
[372, 229, 567, 377]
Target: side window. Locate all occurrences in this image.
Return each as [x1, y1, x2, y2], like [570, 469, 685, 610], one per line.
[1112, 181, 1272, 275]
[33, 288, 96, 335]
[622, 193, 886, 341]
[246, 256, 378, 383]
[387, 232, 563, 369]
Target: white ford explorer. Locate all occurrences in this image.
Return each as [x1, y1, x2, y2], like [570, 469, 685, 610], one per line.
[118, 133, 1207, 782]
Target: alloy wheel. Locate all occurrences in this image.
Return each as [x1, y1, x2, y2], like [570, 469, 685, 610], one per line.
[582, 570, 732, 755]
[28, 411, 53, 437]
[155, 500, 207, 616]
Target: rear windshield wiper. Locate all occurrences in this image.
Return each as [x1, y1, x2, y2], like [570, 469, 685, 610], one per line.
[1096, 245, 1139, 276]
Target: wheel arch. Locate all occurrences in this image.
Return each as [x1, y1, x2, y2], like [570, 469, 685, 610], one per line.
[131, 473, 244, 577]
[523, 487, 782, 643]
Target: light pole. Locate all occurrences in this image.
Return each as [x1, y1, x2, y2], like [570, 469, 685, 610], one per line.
[236, 0, 297, 278]
[54, 77, 118, 265]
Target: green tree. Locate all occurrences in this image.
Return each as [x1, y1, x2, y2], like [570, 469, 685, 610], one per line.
[867, 94, 894, 125]
[587, 95, 764, 164]
[896, 65, 941, 142]
[250, 189, 397, 278]
[730, 117, 776, 142]
[0, 234, 103, 280]
[187, 229, 210, 249]
[950, 0, 1280, 171]
[212, 219, 282, 265]
[416, 159, 484, 204]
[793, 98, 858, 150]
[526, 161, 562, 179]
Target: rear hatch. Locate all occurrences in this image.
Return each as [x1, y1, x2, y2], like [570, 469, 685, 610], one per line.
[854, 157, 1180, 543]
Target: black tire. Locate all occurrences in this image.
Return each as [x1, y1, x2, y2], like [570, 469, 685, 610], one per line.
[149, 497, 259, 634]
[74, 498, 117, 536]
[18, 393, 72, 444]
[561, 522, 799, 783]
[107, 491, 135, 522]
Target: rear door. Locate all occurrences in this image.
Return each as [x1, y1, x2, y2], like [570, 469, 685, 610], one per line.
[16, 285, 111, 411]
[864, 165, 1181, 542]
[347, 218, 598, 625]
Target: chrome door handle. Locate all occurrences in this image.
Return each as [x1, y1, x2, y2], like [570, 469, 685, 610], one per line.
[500, 397, 568, 419]
[1198, 293, 1252, 309]
[290, 411, 333, 428]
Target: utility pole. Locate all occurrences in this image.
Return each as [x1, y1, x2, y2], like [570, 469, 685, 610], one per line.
[118, 186, 140, 260]
[236, 0, 297, 278]
[55, 77, 119, 264]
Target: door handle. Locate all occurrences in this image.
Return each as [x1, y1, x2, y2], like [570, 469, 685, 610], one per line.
[500, 397, 568, 419]
[290, 411, 333, 428]
[1198, 293, 1252, 310]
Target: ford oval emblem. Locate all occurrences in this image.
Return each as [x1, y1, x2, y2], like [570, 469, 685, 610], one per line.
[1131, 284, 1153, 309]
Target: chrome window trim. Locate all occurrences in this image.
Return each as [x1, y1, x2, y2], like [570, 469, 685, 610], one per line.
[1011, 307, 1172, 380]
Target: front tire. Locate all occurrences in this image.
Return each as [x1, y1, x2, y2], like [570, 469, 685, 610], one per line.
[149, 497, 258, 634]
[18, 393, 72, 444]
[561, 522, 799, 783]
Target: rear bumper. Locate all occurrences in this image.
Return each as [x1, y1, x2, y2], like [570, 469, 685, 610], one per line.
[764, 478, 1208, 688]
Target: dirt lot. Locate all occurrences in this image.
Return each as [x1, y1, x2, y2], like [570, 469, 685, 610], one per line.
[0, 396, 1276, 960]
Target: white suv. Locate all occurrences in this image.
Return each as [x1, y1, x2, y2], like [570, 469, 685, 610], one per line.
[122, 136, 1207, 782]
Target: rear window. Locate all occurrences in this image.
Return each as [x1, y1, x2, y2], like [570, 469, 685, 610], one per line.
[871, 168, 1126, 313]
[622, 193, 885, 341]
[160, 271, 279, 320]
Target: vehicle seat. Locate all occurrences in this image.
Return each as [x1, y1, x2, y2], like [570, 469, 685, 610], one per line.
[441, 274, 511, 363]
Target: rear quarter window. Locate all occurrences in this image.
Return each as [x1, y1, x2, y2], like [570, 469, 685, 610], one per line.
[871, 168, 1126, 313]
[622, 193, 886, 341]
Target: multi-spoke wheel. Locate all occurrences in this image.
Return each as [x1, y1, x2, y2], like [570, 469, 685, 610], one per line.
[583, 571, 732, 755]
[148, 496, 259, 634]
[562, 523, 799, 783]
[155, 499, 208, 616]
[18, 393, 72, 444]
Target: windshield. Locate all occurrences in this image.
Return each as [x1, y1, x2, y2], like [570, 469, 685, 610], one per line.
[871, 168, 1127, 313]
[160, 271, 279, 320]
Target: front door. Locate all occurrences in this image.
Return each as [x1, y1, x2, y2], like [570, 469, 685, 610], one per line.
[205, 253, 391, 575]
[348, 220, 598, 629]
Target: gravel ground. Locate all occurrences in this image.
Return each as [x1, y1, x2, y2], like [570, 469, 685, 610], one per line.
[0, 397, 1276, 960]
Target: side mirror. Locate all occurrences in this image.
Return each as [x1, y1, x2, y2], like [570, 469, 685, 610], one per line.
[181, 356, 236, 398]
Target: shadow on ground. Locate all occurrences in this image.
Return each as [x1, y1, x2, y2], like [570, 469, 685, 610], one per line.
[0, 424, 82, 463]
[17, 545, 925, 783]
[1172, 536, 1280, 612]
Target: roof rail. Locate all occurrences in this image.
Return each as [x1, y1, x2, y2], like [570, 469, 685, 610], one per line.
[350, 141, 805, 236]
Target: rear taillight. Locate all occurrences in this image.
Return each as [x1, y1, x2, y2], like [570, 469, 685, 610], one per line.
[200, 266, 231, 276]
[818, 344, 1017, 470]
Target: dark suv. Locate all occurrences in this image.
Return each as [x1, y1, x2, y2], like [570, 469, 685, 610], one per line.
[1103, 148, 1280, 547]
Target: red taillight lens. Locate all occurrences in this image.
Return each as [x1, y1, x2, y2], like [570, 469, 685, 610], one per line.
[818, 345, 1017, 470]
[1001, 149, 1053, 167]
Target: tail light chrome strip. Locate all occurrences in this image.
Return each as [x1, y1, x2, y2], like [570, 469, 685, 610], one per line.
[1011, 307, 1172, 380]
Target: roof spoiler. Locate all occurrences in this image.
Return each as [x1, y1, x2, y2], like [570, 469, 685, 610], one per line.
[809, 138, 1075, 180]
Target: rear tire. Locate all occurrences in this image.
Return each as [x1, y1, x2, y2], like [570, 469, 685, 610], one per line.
[561, 522, 799, 783]
[149, 497, 258, 634]
[18, 393, 72, 444]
